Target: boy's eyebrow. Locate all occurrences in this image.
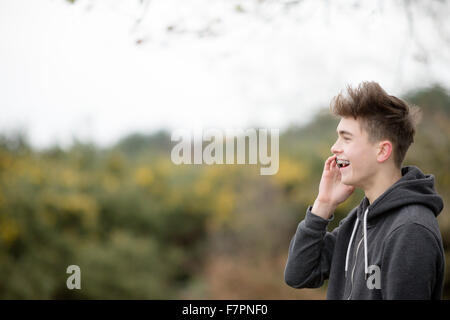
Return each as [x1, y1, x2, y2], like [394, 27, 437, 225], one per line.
[337, 130, 353, 136]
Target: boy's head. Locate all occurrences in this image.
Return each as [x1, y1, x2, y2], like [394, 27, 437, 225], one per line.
[329, 81, 421, 187]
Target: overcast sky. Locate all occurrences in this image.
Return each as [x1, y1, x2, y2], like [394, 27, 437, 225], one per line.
[1, 0, 449, 148]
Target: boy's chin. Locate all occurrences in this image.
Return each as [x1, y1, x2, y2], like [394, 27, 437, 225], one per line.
[340, 177, 356, 187]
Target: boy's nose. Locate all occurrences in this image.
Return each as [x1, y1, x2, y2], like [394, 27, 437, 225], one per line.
[330, 142, 341, 155]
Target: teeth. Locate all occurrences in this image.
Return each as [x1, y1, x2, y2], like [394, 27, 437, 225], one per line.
[336, 159, 350, 168]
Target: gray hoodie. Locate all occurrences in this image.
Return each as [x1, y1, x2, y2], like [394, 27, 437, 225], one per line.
[284, 166, 445, 299]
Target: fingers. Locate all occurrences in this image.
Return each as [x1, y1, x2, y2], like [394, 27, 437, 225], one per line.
[331, 156, 337, 170]
[330, 156, 340, 179]
[324, 155, 337, 172]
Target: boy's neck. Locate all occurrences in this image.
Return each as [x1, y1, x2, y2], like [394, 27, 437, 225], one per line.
[364, 166, 402, 205]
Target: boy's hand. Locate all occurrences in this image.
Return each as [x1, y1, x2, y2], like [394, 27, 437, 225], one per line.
[311, 155, 355, 219]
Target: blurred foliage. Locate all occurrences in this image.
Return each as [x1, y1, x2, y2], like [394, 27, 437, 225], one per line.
[0, 85, 449, 299]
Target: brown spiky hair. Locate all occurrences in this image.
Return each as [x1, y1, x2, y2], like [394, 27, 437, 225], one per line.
[330, 82, 422, 168]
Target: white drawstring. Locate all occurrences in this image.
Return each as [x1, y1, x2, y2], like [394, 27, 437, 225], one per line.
[344, 208, 370, 279]
[344, 218, 359, 278]
[363, 208, 369, 279]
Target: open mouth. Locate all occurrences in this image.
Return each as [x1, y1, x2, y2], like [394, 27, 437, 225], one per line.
[336, 158, 350, 168]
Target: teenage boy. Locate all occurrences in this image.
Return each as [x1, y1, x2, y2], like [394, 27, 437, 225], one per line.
[284, 82, 445, 299]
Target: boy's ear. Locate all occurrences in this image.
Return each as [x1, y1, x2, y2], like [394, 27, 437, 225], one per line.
[376, 140, 393, 163]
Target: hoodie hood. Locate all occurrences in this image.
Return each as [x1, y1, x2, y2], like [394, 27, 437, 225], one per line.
[345, 165, 444, 280]
[356, 165, 444, 224]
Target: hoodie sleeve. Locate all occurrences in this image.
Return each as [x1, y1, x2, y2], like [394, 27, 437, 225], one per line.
[284, 205, 339, 289]
[381, 223, 443, 300]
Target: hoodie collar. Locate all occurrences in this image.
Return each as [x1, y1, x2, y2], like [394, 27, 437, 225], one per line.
[356, 165, 443, 227]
